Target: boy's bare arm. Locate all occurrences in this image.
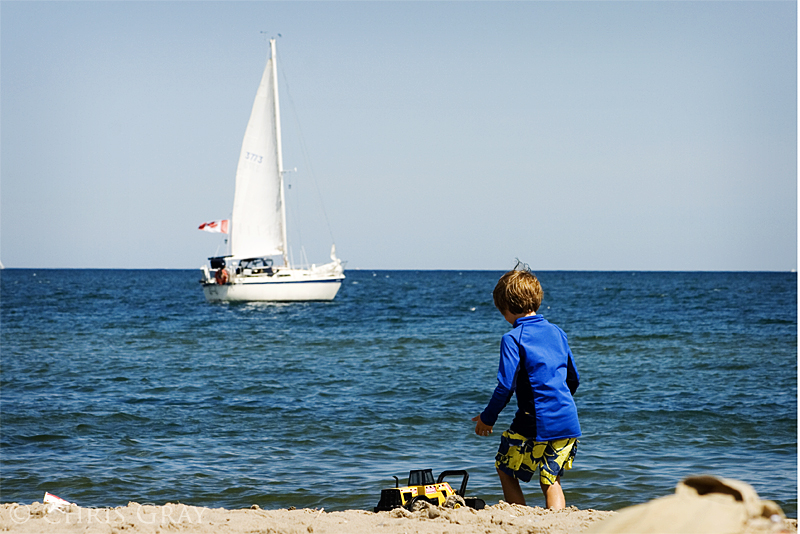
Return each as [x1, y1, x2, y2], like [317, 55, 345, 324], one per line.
[472, 414, 494, 436]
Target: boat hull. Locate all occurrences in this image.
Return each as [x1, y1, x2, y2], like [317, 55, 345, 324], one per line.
[202, 276, 343, 302]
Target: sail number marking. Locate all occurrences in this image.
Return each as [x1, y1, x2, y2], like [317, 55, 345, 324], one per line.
[245, 152, 263, 164]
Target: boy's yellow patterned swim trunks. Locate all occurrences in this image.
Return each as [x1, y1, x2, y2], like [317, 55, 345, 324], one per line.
[495, 430, 578, 485]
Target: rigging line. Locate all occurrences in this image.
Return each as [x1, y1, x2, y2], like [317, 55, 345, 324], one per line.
[278, 63, 337, 246]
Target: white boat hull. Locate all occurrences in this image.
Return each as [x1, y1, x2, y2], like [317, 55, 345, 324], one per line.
[202, 278, 342, 302]
[201, 266, 344, 302]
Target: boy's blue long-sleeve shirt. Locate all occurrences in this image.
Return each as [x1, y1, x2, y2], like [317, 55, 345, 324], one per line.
[480, 314, 581, 441]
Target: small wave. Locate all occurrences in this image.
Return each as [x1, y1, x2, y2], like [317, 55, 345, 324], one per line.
[19, 434, 70, 442]
[102, 412, 151, 422]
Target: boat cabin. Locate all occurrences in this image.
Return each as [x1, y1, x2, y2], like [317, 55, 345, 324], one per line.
[236, 257, 274, 276]
[208, 256, 275, 276]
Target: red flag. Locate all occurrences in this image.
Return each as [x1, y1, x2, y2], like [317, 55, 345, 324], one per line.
[198, 220, 229, 234]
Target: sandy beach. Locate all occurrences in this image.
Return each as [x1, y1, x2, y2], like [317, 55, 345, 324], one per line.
[0, 500, 612, 533]
[1, 499, 796, 534]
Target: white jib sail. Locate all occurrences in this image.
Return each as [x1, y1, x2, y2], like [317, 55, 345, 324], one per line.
[230, 50, 284, 259]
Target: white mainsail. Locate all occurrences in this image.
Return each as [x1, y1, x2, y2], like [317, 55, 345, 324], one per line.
[230, 45, 285, 260]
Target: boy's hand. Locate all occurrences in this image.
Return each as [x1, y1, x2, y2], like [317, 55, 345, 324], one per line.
[472, 415, 493, 436]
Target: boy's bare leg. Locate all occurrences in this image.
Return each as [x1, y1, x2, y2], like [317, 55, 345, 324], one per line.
[496, 468, 526, 505]
[540, 476, 566, 509]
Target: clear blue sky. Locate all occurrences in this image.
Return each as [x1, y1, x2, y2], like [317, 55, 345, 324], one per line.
[2, 1, 796, 270]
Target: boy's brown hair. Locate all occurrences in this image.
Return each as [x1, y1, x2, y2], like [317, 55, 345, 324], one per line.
[493, 262, 543, 314]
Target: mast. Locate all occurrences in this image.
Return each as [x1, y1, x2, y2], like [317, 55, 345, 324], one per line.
[270, 38, 290, 268]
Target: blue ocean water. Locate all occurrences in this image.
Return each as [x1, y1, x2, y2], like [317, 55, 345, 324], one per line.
[1, 270, 796, 517]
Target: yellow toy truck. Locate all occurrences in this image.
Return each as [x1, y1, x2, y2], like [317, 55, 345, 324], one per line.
[374, 469, 486, 512]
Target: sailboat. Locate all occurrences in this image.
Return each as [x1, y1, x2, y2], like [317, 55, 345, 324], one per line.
[200, 39, 344, 302]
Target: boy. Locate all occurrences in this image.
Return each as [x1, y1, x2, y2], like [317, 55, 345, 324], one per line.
[472, 265, 580, 509]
